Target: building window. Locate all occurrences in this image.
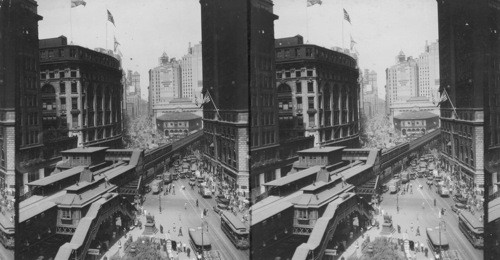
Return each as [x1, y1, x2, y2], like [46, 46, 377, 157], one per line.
[308, 97, 314, 109]
[60, 83, 66, 93]
[307, 70, 313, 77]
[296, 82, 302, 93]
[71, 98, 78, 110]
[285, 71, 291, 78]
[41, 73, 46, 79]
[71, 82, 77, 93]
[61, 98, 66, 111]
[297, 97, 303, 110]
[295, 71, 301, 78]
[61, 209, 71, 219]
[307, 82, 314, 93]
[306, 48, 312, 57]
[277, 72, 282, 79]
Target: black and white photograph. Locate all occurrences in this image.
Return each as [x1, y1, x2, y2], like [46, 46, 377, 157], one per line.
[0, 0, 499, 259]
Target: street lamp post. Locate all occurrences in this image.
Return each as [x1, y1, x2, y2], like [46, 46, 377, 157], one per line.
[201, 220, 208, 260]
[158, 194, 162, 213]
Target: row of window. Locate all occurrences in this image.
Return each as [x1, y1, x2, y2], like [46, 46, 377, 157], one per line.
[251, 130, 276, 147]
[277, 70, 313, 79]
[0, 128, 5, 168]
[41, 70, 77, 80]
[276, 47, 356, 68]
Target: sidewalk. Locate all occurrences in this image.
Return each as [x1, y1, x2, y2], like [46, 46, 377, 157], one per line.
[339, 209, 433, 260]
[101, 192, 196, 260]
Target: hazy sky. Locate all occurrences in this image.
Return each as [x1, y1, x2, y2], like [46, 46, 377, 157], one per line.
[37, 0, 438, 100]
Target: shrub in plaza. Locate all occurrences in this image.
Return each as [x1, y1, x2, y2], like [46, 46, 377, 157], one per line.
[359, 237, 405, 260]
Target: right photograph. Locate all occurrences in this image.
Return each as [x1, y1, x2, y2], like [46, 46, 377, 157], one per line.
[250, 0, 494, 260]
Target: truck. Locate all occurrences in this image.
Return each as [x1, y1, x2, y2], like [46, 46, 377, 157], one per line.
[163, 172, 173, 184]
[199, 183, 212, 198]
[401, 172, 410, 184]
[388, 178, 402, 194]
[437, 181, 450, 197]
[151, 179, 163, 194]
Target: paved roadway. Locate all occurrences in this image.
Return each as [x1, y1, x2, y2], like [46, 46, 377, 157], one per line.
[0, 244, 13, 260]
[380, 177, 483, 260]
[142, 177, 249, 260]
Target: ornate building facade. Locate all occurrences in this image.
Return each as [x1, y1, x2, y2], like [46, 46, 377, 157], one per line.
[275, 35, 360, 148]
[39, 36, 123, 149]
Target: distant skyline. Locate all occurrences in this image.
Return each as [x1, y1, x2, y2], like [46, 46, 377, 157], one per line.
[274, 0, 439, 100]
[37, 0, 438, 101]
[37, 0, 202, 100]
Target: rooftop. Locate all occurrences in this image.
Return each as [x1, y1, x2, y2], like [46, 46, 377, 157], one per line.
[263, 166, 322, 187]
[61, 147, 109, 154]
[26, 166, 86, 187]
[251, 192, 303, 225]
[157, 112, 201, 121]
[292, 182, 354, 208]
[298, 146, 345, 154]
[393, 111, 439, 120]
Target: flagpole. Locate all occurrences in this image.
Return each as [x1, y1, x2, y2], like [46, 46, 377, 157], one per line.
[444, 88, 459, 119]
[105, 8, 108, 49]
[70, 2, 73, 43]
[342, 8, 345, 49]
[306, 3, 310, 43]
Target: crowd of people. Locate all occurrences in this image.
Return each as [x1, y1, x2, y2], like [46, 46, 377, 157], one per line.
[123, 115, 171, 150]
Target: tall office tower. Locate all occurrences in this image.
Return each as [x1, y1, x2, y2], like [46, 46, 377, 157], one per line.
[149, 53, 182, 106]
[437, 0, 487, 217]
[39, 36, 123, 149]
[275, 35, 361, 148]
[131, 71, 140, 94]
[200, 0, 250, 191]
[362, 69, 378, 117]
[10, 0, 45, 195]
[417, 40, 440, 102]
[180, 42, 203, 102]
[385, 51, 419, 115]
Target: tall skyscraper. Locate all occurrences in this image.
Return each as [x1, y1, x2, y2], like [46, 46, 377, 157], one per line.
[180, 42, 203, 102]
[437, 0, 485, 209]
[200, 0, 250, 191]
[10, 0, 45, 195]
[149, 53, 182, 106]
[362, 69, 378, 117]
[385, 51, 419, 115]
[132, 71, 140, 95]
[417, 40, 440, 102]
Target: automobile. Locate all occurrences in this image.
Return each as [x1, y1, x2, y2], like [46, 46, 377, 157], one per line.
[381, 184, 389, 193]
[453, 194, 468, 204]
[454, 202, 468, 211]
[213, 203, 228, 215]
[216, 196, 230, 206]
[143, 185, 151, 194]
[426, 179, 433, 186]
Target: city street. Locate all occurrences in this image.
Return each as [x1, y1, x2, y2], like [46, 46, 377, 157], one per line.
[140, 177, 249, 260]
[379, 176, 483, 260]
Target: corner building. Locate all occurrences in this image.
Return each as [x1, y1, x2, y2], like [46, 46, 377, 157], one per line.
[275, 35, 360, 147]
[200, 0, 250, 191]
[39, 36, 123, 148]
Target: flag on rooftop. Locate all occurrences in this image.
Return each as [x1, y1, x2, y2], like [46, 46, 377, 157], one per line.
[307, 0, 322, 7]
[107, 9, 115, 26]
[344, 9, 351, 24]
[114, 36, 120, 52]
[350, 35, 356, 50]
[71, 0, 86, 8]
[437, 88, 449, 107]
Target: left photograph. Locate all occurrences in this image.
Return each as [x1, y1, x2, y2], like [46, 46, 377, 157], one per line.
[4, 0, 250, 259]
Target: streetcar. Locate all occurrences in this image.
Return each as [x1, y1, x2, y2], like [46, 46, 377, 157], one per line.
[426, 227, 449, 258]
[458, 211, 484, 248]
[221, 211, 250, 250]
[188, 227, 219, 260]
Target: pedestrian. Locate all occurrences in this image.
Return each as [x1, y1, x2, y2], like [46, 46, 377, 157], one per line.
[185, 202, 187, 210]
[183, 243, 186, 252]
[416, 226, 420, 236]
[187, 247, 191, 257]
[434, 198, 436, 207]
[196, 199, 199, 207]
